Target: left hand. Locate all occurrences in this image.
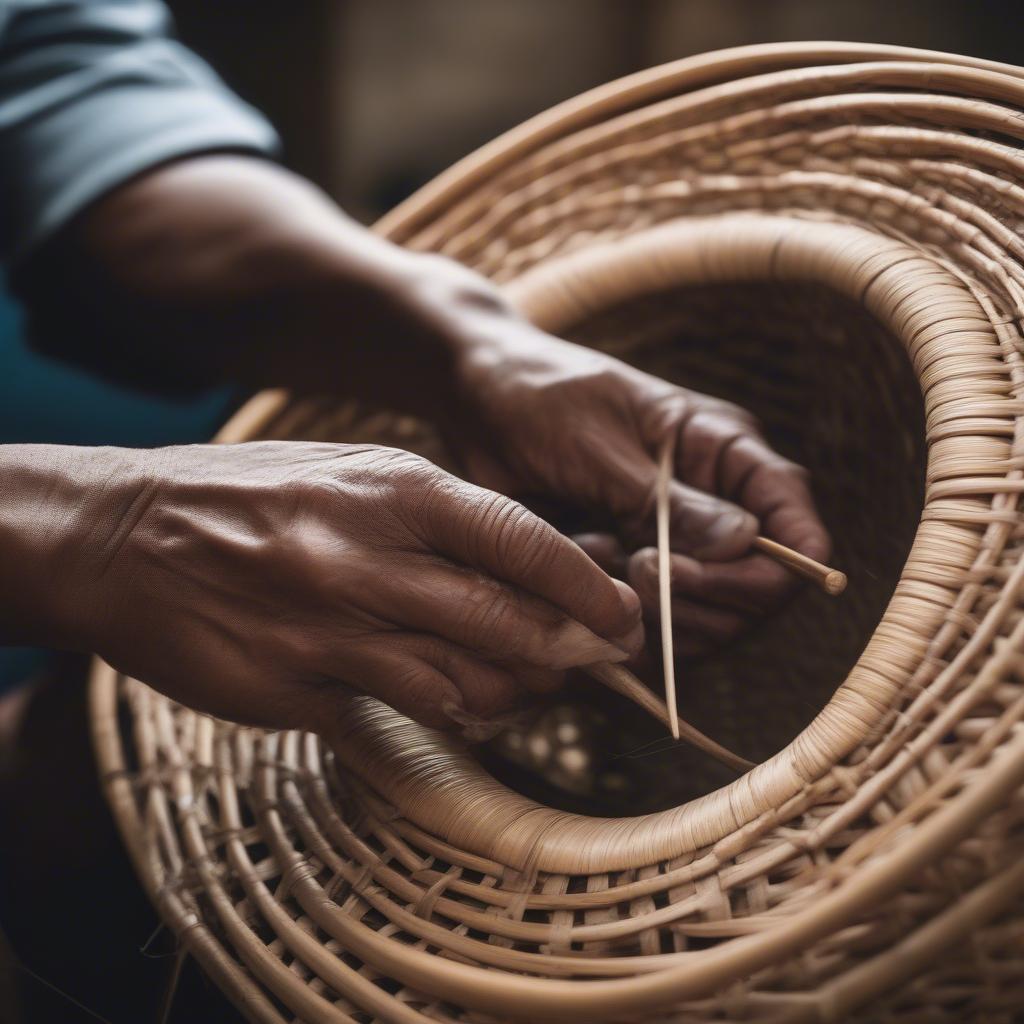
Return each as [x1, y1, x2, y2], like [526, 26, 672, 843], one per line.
[446, 322, 831, 654]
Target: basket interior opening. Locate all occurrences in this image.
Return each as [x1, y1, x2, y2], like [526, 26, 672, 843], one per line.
[480, 279, 927, 816]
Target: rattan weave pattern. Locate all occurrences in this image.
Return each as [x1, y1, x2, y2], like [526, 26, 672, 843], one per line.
[91, 42, 1024, 1021]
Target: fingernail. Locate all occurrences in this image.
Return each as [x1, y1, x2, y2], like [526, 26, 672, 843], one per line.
[547, 621, 629, 669]
[610, 620, 645, 657]
[611, 578, 643, 624]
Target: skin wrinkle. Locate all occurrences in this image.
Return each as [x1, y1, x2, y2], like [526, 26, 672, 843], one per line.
[92, 481, 163, 578]
[2, 156, 826, 737]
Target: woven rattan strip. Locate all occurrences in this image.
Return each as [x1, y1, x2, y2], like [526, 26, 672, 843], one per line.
[91, 42, 1024, 1022]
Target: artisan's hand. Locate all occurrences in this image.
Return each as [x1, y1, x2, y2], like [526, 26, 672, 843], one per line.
[0, 443, 640, 731]
[448, 322, 831, 653]
[15, 155, 827, 654]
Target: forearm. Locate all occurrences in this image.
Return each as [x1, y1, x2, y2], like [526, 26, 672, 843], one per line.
[0, 444, 140, 649]
[12, 156, 512, 419]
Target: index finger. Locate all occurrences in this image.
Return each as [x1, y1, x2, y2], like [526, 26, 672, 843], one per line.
[675, 406, 830, 560]
[718, 435, 831, 561]
[419, 478, 643, 649]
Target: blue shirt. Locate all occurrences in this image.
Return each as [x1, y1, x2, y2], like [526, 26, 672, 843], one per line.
[0, 0, 278, 264]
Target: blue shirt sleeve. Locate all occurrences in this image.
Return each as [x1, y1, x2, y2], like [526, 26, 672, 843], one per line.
[0, 0, 280, 264]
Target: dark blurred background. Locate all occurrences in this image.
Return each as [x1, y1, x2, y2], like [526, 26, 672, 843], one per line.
[169, 0, 1024, 221]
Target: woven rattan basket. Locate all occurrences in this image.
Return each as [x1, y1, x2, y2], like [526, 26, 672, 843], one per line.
[91, 42, 1024, 1021]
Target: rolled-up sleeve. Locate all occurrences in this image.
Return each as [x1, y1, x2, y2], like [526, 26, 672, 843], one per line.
[0, 0, 279, 263]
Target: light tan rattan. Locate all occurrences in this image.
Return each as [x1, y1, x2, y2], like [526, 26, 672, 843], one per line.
[91, 42, 1024, 1022]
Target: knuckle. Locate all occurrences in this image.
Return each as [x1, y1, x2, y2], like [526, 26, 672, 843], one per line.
[722, 401, 762, 432]
[691, 392, 760, 431]
[414, 463, 473, 519]
[587, 362, 633, 392]
[540, 354, 623, 398]
[781, 458, 811, 482]
[688, 409, 754, 451]
[473, 492, 549, 573]
[645, 390, 689, 437]
[461, 583, 518, 642]
[495, 506, 553, 579]
[327, 445, 451, 541]
[392, 449, 443, 485]
[324, 444, 436, 489]
[761, 454, 812, 488]
[390, 660, 442, 710]
[371, 449, 444, 507]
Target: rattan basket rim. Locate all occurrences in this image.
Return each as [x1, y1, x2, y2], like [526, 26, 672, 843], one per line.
[376, 40, 1024, 244]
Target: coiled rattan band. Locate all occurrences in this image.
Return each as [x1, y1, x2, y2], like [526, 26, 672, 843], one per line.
[293, 215, 983, 876]
[90, 41, 1024, 1022]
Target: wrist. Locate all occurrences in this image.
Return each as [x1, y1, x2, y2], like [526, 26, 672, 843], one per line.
[0, 444, 149, 650]
[312, 246, 523, 421]
[393, 253, 546, 419]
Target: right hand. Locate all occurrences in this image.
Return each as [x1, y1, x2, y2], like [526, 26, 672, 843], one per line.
[43, 442, 642, 731]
